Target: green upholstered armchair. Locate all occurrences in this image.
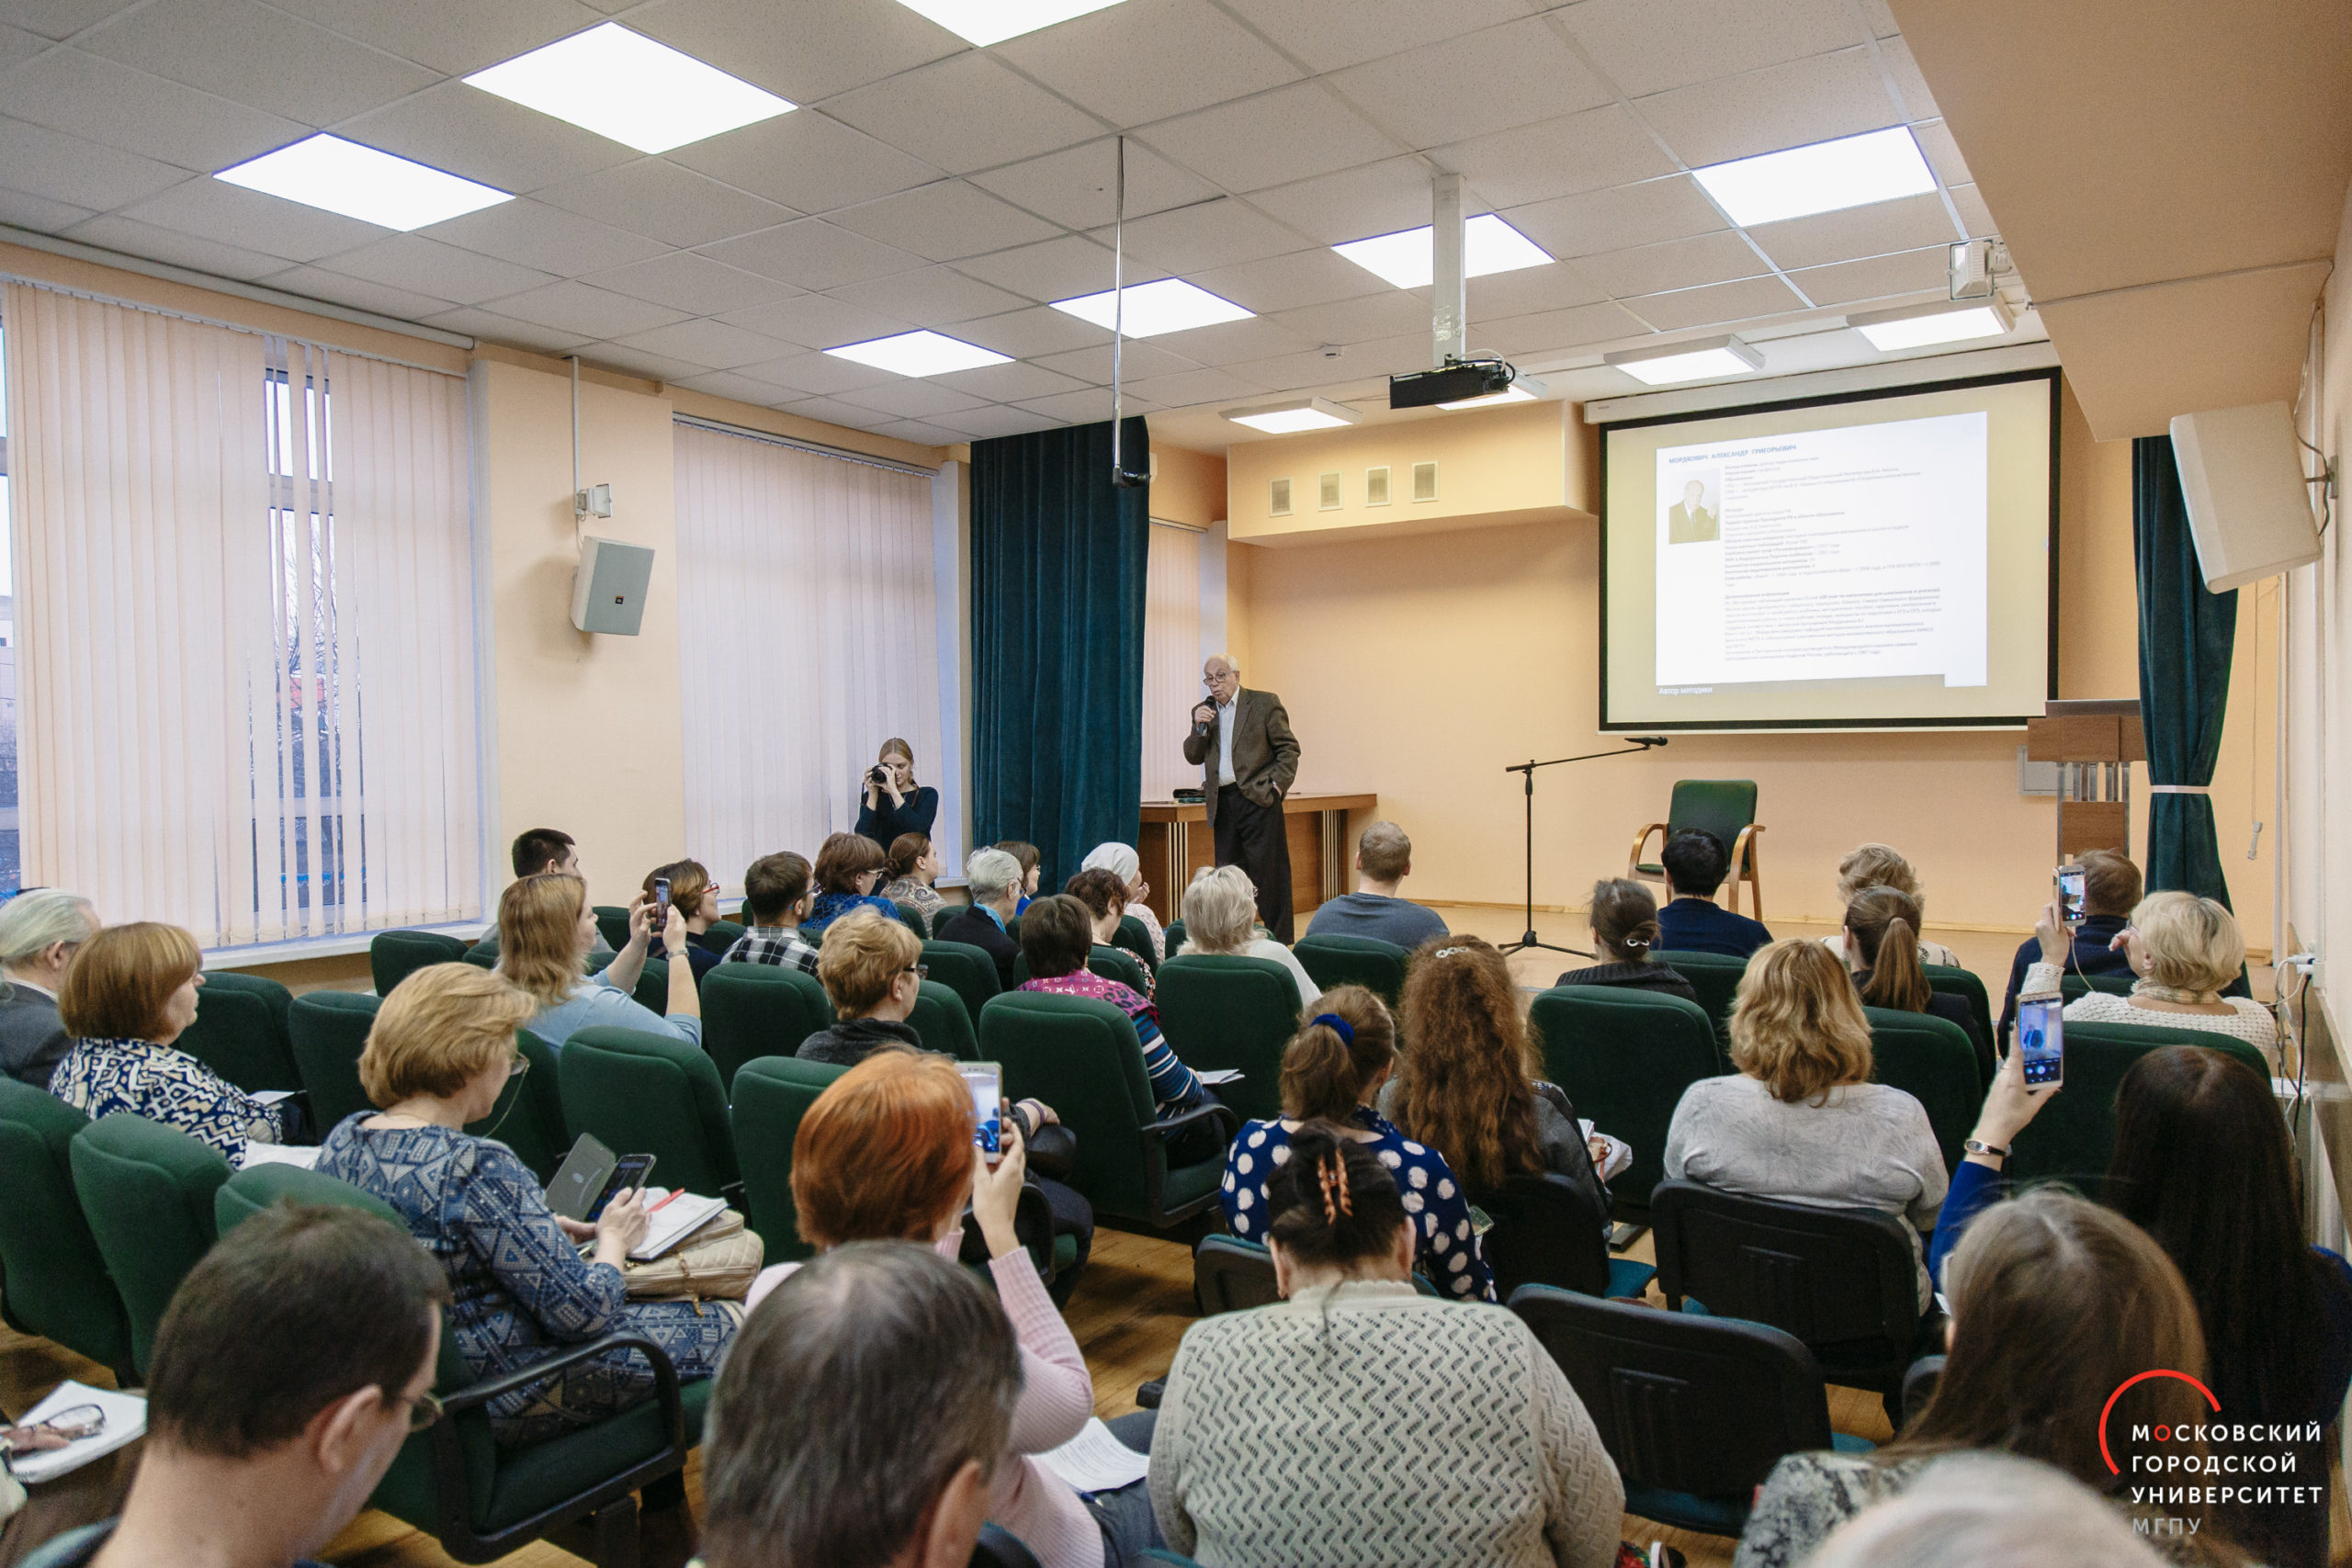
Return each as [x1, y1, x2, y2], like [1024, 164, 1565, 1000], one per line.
[288, 989, 383, 1135]
[558, 1028, 738, 1197]
[700, 963, 832, 1095]
[728, 1055, 848, 1261]
[1920, 964, 1996, 1080]
[68, 1112, 231, 1377]
[1150, 953, 1300, 1124]
[175, 970, 300, 1096]
[0, 1079, 136, 1384]
[1113, 914, 1159, 976]
[2007, 1029, 2268, 1187]
[1861, 1008, 1980, 1177]
[921, 939, 1003, 1021]
[370, 930, 472, 998]
[906, 979, 978, 1061]
[1528, 986, 1721, 1220]
[1293, 933, 1409, 1008]
[1012, 944, 1152, 995]
[593, 907, 633, 951]
[1652, 949, 1744, 1060]
[1629, 779, 1765, 920]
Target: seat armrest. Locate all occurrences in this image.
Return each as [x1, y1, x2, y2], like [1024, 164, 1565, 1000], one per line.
[1627, 822, 1668, 874]
[1140, 1102, 1242, 1224]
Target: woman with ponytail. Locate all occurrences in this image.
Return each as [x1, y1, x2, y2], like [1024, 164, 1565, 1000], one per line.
[1843, 886, 1990, 1079]
[1220, 986, 1495, 1302]
[1555, 878, 1697, 1001]
[1155, 1123, 1624, 1568]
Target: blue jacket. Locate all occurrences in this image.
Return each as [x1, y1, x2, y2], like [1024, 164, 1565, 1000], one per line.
[1656, 897, 1772, 959]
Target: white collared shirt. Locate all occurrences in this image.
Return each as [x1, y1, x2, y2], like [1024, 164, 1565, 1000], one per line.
[1216, 693, 1238, 785]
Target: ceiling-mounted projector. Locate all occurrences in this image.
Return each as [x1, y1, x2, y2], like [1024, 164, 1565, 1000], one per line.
[1390, 356, 1515, 410]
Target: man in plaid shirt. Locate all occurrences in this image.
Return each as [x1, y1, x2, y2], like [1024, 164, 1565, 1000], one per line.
[723, 851, 821, 975]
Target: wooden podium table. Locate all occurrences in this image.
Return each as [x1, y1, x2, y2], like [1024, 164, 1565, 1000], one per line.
[1138, 793, 1377, 924]
[2024, 698, 2143, 860]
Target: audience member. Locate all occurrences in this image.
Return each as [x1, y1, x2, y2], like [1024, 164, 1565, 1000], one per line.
[937, 849, 1023, 990]
[0, 889, 99, 1090]
[798, 908, 928, 1066]
[1998, 848, 2139, 1042]
[1734, 1190, 2219, 1568]
[855, 738, 939, 850]
[22, 1204, 448, 1568]
[722, 851, 821, 974]
[879, 832, 946, 936]
[316, 964, 735, 1445]
[748, 1052, 1150, 1568]
[496, 873, 700, 1049]
[2015, 890, 2276, 1057]
[1555, 879, 1696, 1000]
[1303, 821, 1449, 949]
[51, 923, 293, 1163]
[475, 828, 613, 962]
[1804, 1453, 2168, 1568]
[1842, 885, 1991, 1079]
[996, 840, 1043, 914]
[809, 832, 899, 934]
[1383, 937, 1611, 1210]
[699, 1242, 1019, 1568]
[1654, 829, 1772, 958]
[1061, 867, 1135, 962]
[1665, 939, 1945, 1307]
[1181, 865, 1317, 1010]
[1150, 1125, 1624, 1568]
[1081, 842, 1163, 964]
[640, 859, 725, 979]
[1819, 843, 1962, 967]
[1222, 986, 1494, 1301]
[1932, 1045, 2351, 1568]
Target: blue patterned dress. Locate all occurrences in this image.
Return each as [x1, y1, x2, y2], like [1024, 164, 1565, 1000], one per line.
[315, 1116, 736, 1444]
[49, 1037, 292, 1163]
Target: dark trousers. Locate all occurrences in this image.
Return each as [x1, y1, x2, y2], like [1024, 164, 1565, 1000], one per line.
[1214, 784, 1294, 942]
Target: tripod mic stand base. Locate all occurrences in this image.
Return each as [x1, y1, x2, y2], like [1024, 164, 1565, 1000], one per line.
[1499, 933, 1593, 959]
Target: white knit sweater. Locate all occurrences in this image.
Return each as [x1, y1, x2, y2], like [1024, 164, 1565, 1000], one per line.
[1148, 1280, 1624, 1568]
[2018, 961, 2278, 1065]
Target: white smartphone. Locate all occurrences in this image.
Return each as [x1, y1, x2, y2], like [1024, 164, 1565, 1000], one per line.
[961, 1062, 1002, 1163]
[2016, 999, 2064, 1089]
[2054, 864, 2086, 930]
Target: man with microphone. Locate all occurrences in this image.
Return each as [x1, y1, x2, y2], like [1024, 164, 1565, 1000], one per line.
[1183, 654, 1301, 942]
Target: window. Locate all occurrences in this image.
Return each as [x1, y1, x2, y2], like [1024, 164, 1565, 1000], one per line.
[0, 323, 17, 897]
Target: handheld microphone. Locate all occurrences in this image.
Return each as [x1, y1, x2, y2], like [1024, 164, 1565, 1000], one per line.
[1632, 736, 1670, 747]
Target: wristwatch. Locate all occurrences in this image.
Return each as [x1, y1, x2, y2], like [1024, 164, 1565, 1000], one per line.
[1963, 1138, 2010, 1160]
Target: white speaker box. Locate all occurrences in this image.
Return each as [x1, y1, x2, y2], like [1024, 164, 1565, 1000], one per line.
[570, 536, 655, 635]
[2168, 402, 2321, 592]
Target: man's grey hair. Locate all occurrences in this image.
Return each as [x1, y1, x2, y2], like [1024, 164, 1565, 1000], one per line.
[1807, 1453, 2164, 1568]
[1182, 863, 1259, 953]
[1356, 821, 1412, 883]
[701, 1242, 1021, 1568]
[0, 889, 97, 968]
[966, 847, 1023, 903]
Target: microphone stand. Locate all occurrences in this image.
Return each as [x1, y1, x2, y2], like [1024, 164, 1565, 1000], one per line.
[1498, 739, 1667, 958]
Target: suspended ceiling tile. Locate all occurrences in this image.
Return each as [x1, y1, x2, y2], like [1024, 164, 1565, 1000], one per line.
[614, 316, 799, 368]
[1216, 0, 1531, 75]
[338, 80, 639, 196]
[733, 349, 899, 395]
[1150, 314, 1318, 368]
[262, 0, 604, 77]
[826, 264, 1031, 327]
[421, 197, 669, 273]
[118, 175, 389, 261]
[81, 0, 436, 126]
[1623, 272, 1806, 332]
[0, 186, 95, 231]
[1121, 365, 1271, 408]
[931, 403, 1057, 439]
[1873, 35, 1941, 122]
[951, 232, 1140, 303]
[994, 0, 1299, 128]
[1499, 175, 1728, 260]
[715, 291, 914, 350]
[1908, 118, 1972, 189]
[669, 367, 795, 404]
[1267, 289, 1442, 346]
[834, 378, 991, 419]
[0, 20, 40, 65]
[666, 111, 942, 218]
[1860, 0, 1900, 37]
[260, 263, 456, 321]
[1783, 245, 1949, 306]
[627, 0, 962, 107]
[1559, 0, 1868, 98]
[825, 52, 1103, 175]
[0, 116, 190, 209]
[2, 0, 136, 42]
[967, 138, 1218, 231]
[1464, 261, 1611, 319]
[1433, 105, 1680, 212]
[536, 159, 797, 249]
[0, 46, 301, 172]
[945, 303, 1112, 359]
[1575, 230, 1771, 297]
[63, 210, 288, 277]
[1747, 191, 1958, 273]
[1634, 48, 1898, 168]
[928, 358, 1090, 402]
[1219, 341, 1398, 391]
[312, 233, 558, 304]
[419, 304, 594, 352]
[482, 276, 692, 337]
[868, 416, 964, 445]
[1947, 183, 1996, 241]
[1034, 339, 1203, 383]
[1188, 247, 1390, 315]
[584, 250, 802, 316]
[828, 179, 1061, 263]
[1332, 17, 1613, 150]
[1015, 386, 1149, 423]
[775, 393, 894, 429]
[1137, 82, 1400, 196]
[1248, 156, 1444, 247]
[1091, 197, 1307, 275]
[698, 218, 925, 293]
[576, 339, 707, 381]
[1476, 299, 1652, 355]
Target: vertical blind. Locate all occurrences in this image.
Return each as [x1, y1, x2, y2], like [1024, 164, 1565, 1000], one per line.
[1142, 520, 1204, 798]
[2, 283, 481, 946]
[673, 421, 944, 886]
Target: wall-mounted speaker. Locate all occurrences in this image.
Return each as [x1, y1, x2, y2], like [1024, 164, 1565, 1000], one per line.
[570, 536, 656, 635]
[2169, 401, 2322, 592]
[1269, 477, 1292, 516]
[1365, 466, 1391, 506]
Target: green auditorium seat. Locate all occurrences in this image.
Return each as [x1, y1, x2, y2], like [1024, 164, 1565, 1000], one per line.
[370, 930, 471, 998]
[2060, 973, 2137, 1003]
[892, 901, 932, 934]
[558, 1027, 738, 1196]
[1528, 987, 1721, 1220]
[1012, 944, 1152, 995]
[1150, 953, 1300, 1123]
[215, 1164, 705, 1567]
[1862, 1008, 1980, 1177]
[729, 1056, 849, 1261]
[1921, 964, 1995, 1076]
[594, 906, 633, 951]
[1652, 949, 1745, 1056]
[1113, 914, 1159, 976]
[69, 1112, 230, 1377]
[2007, 1027, 2269, 1187]
[700, 963, 832, 1094]
[1293, 934, 1408, 1008]
[984, 991, 1236, 1229]
[906, 979, 978, 1061]
[462, 938, 499, 970]
[288, 989, 384, 1135]
[921, 940, 1002, 1022]
[175, 970, 300, 1096]
[628, 957, 670, 1017]
[702, 919, 747, 950]
[0, 1079, 135, 1384]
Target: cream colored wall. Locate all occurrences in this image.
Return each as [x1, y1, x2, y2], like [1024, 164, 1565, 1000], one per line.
[1148, 437, 1227, 529]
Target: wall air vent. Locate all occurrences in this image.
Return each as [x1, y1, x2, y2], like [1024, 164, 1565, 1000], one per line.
[1412, 461, 1438, 502]
[1318, 471, 1341, 511]
[1365, 466, 1391, 506]
[1269, 477, 1292, 516]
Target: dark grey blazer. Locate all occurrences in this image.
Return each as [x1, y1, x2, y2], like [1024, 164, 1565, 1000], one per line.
[1181, 687, 1301, 825]
[0, 986, 72, 1090]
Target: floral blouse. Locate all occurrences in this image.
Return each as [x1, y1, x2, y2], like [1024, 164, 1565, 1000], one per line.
[49, 1036, 290, 1164]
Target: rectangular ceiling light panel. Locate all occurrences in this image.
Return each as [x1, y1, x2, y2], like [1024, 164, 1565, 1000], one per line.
[1051, 277, 1253, 338]
[214, 135, 512, 231]
[1691, 127, 1937, 227]
[465, 23, 794, 153]
[1221, 396, 1360, 434]
[1603, 334, 1765, 386]
[825, 330, 1012, 377]
[1848, 299, 2014, 351]
[891, 0, 1130, 46]
[1332, 213, 1553, 289]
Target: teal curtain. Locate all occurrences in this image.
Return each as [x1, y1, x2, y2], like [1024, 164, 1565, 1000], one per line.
[969, 418, 1149, 888]
[2133, 436, 2237, 908]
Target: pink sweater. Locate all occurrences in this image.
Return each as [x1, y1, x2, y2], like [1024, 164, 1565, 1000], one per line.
[745, 1239, 1102, 1568]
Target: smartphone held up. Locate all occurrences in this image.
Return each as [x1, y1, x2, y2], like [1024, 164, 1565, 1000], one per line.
[2016, 999, 2064, 1089]
[2054, 863, 2086, 929]
[961, 1062, 1003, 1164]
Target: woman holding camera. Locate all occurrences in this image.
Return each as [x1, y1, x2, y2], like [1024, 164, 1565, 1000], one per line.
[855, 738, 938, 851]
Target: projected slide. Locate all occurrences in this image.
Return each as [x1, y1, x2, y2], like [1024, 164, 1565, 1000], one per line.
[1652, 412, 1989, 691]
